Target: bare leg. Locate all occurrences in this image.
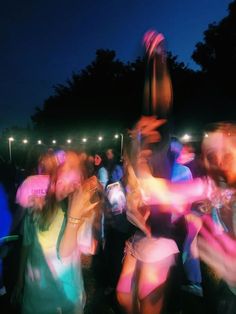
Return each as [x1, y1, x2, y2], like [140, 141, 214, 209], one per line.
[116, 252, 137, 313]
[140, 283, 165, 314]
[138, 255, 175, 314]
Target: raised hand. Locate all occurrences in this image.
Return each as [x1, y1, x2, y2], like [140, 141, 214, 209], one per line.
[143, 30, 165, 58]
[68, 176, 101, 220]
[130, 115, 166, 146]
[198, 215, 236, 286]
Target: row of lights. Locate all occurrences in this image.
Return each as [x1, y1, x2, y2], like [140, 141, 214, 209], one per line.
[8, 134, 121, 145]
[9, 133, 208, 144]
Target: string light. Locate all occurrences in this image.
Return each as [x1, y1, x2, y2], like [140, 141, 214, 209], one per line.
[181, 134, 191, 142]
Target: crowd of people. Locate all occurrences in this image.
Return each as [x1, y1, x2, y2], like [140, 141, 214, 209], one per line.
[1, 30, 236, 314]
[0, 117, 236, 314]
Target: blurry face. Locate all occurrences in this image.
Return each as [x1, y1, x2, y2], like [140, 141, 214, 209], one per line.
[55, 169, 81, 201]
[203, 131, 236, 185]
[88, 155, 95, 163]
[219, 142, 236, 185]
[106, 149, 114, 160]
[94, 154, 102, 166]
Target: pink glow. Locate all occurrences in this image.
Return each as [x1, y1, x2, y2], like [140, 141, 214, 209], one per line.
[143, 30, 165, 57]
[177, 145, 195, 165]
[55, 169, 82, 201]
[198, 215, 236, 286]
[140, 176, 207, 211]
[142, 30, 173, 117]
[16, 175, 49, 208]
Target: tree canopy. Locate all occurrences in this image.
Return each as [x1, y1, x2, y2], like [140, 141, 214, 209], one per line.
[31, 0, 236, 135]
[31, 49, 195, 134]
[190, 0, 236, 125]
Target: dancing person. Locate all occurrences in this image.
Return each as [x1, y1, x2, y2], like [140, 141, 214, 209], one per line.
[197, 122, 236, 314]
[130, 119, 236, 314]
[116, 117, 181, 314]
[12, 151, 102, 314]
[116, 28, 179, 314]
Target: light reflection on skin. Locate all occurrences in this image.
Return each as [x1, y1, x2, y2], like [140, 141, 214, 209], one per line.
[177, 144, 195, 165]
[202, 128, 236, 187]
[139, 175, 207, 210]
[198, 216, 236, 287]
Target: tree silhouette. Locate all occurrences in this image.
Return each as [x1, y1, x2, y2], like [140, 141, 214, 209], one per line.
[191, 0, 236, 121]
[31, 0, 236, 137]
[31, 49, 141, 133]
[31, 49, 193, 134]
[192, 1, 236, 79]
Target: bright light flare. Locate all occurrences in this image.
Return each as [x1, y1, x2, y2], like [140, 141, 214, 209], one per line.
[181, 134, 191, 142]
[98, 136, 103, 141]
[22, 139, 28, 144]
[8, 137, 14, 142]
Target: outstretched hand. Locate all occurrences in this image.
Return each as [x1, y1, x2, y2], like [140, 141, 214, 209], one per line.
[68, 176, 101, 219]
[198, 215, 236, 287]
[130, 115, 166, 145]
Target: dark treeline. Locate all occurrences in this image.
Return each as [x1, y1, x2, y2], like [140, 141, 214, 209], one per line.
[30, 1, 236, 135]
[2, 1, 236, 141]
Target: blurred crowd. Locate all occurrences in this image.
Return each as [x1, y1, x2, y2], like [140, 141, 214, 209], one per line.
[0, 116, 236, 314]
[1, 28, 236, 314]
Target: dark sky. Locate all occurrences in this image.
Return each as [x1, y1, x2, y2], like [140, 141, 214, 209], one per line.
[0, 0, 232, 131]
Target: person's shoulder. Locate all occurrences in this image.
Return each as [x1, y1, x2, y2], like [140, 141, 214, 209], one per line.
[98, 166, 108, 174]
[114, 164, 123, 172]
[172, 163, 193, 181]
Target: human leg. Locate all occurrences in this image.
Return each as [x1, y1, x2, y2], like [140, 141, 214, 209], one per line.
[116, 252, 137, 313]
[138, 254, 175, 314]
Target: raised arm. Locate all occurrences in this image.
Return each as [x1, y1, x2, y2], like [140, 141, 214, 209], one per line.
[140, 175, 208, 211]
[59, 176, 101, 258]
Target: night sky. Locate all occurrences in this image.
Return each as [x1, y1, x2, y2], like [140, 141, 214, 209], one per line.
[0, 0, 233, 131]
